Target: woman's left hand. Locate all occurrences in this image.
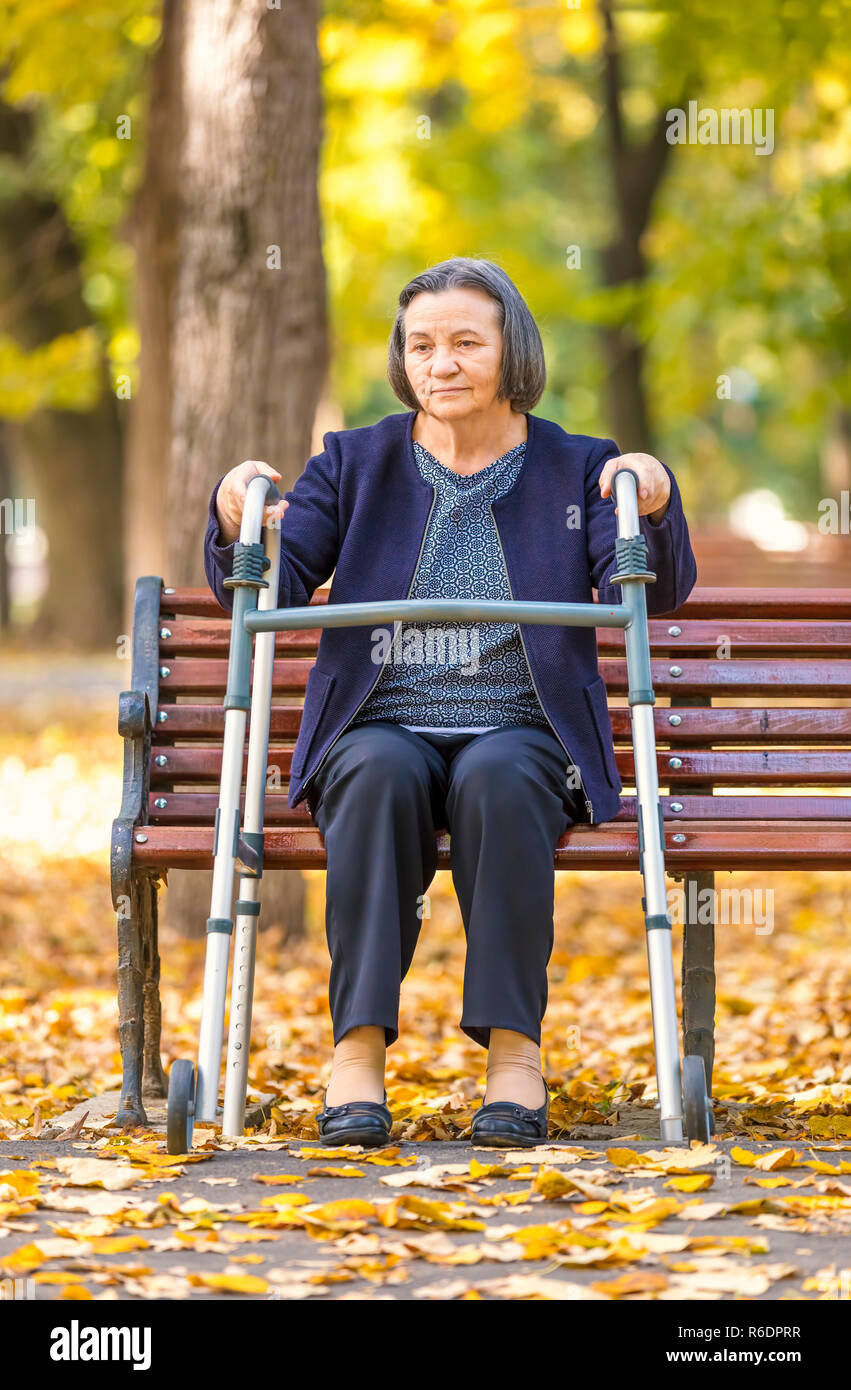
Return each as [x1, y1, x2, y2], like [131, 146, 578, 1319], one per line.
[598, 452, 671, 523]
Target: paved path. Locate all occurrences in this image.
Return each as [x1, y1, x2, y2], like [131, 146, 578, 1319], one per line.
[2, 1138, 848, 1302]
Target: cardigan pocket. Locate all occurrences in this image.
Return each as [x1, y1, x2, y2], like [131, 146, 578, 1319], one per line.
[291, 667, 336, 780]
[583, 673, 620, 789]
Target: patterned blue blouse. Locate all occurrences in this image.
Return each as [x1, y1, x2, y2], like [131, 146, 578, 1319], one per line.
[352, 438, 550, 733]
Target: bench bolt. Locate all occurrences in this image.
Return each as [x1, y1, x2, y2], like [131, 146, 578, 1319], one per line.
[155, 754, 168, 766]
[157, 711, 168, 723]
[160, 627, 171, 639]
[668, 625, 681, 636]
[154, 798, 167, 809]
[672, 833, 686, 843]
[135, 833, 148, 843]
[668, 757, 683, 768]
[669, 665, 682, 677]
[159, 665, 171, 678]
[670, 801, 683, 812]
[668, 714, 682, 725]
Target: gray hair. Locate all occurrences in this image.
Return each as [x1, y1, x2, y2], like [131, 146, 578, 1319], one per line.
[387, 257, 546, 414]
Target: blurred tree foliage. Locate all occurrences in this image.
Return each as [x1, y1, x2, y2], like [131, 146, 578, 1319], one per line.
[1, 0, 849, 535]
[320, 0, 851, 517]
[0, 0, 159, 407]
[0, 0, 158, 640]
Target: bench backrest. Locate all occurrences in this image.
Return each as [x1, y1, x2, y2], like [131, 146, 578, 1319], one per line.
[143, 583, 845, 817]
[130, 583, 851, 869]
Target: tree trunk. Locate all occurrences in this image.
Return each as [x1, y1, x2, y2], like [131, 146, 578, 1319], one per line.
[599, 243, 652, 454]
[133, 0, 328, 938]
[15, 397, 123, 647]
[821, 406, 851, 500]
[597, 0, 688, 454]
[120, 0, 185, 620]
[167, 0, 328, 583]
[0, 102, 123, 647]
[0, 428, 11, 631]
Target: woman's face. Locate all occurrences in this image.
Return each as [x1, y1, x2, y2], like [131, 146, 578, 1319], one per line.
[403, 287, 504, 419]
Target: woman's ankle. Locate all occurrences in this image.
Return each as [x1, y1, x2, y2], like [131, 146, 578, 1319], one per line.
[484, 1027, 546, 1108]
[325, 1024, 387, 1106]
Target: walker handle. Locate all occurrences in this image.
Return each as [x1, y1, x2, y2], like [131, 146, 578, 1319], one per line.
[240, 475, 284, 546]
[611, 466, 641, 502]
[611, 466, 641, 539]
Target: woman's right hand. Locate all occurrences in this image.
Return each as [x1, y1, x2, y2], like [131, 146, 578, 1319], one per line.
[215, 460, 289, 544]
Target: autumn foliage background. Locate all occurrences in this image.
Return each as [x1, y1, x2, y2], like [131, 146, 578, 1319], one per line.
[2, 691, 850, 1144]
[0, 0, 850, 1144]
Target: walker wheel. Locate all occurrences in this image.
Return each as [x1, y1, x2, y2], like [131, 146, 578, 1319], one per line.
[682, 1054, 711, 1143]
[167, 1060, 196, 1154]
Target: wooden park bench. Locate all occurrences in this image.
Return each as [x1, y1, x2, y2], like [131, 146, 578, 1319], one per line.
[111, 580, 851, 1128]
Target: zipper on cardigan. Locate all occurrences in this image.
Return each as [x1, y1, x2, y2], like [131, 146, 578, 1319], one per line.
[488, 501, 595, 826]
[300, 485, 439, 801]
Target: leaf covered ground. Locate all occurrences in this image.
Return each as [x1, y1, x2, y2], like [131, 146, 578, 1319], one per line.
[1, 694, 850, 1300]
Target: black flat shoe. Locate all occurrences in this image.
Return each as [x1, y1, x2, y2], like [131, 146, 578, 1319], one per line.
[470, 1077, 550, 1149]
[316, 1088, 392, 1148]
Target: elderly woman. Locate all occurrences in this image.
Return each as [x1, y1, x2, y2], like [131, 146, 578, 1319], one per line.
[205, 257, 697, 1149]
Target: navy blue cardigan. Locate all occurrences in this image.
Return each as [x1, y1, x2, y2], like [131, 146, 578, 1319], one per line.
[204, 410, 698, 825]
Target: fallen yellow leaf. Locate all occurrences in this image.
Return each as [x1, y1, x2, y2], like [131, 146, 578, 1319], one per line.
[88, 1236, 151, 1255]
[731, 1147, 799, 1171]
[53, 1158, 140, 1191]
[0, 1169, 42, 1199]
[605, 1148, 653, 1169]
[664, 1174, 714, 1193]
[304, 1199, 378, 1222]
[187, 1272, 269, 1295]
[305, 1166, 365, 1178]
[592, 1271, 669, 1298]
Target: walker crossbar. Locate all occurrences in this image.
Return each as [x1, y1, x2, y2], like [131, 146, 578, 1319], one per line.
[247, 597, 634, 632]
[166, 466, 712, 1152]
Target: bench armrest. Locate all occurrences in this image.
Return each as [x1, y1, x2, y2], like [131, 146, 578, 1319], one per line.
[111, 688, 153, 908]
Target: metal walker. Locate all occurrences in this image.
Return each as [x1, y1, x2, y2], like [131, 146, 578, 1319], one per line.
[166, 467, 713, 1152]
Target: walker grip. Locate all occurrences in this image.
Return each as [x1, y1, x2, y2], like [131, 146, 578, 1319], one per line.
[611, 466, 642, 500]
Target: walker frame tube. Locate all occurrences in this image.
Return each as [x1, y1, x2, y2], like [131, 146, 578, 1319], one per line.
[199, 467, 685, 1142]
[194, 476, 275, 1126]
[610, 470, 683, 1142]
[221, 521, 281, 1137]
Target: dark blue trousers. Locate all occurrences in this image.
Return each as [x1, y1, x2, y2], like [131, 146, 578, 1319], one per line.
[305, 721, 583, 1050]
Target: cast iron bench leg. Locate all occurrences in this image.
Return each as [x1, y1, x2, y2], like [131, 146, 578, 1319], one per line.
[116, 872, 149, 1128]
[681, 868, 716, 1090]
[141, 873, 168, 1100]
[669, 692, 716, 1094]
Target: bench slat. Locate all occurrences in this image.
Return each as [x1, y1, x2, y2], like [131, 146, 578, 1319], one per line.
[146, 792, 851, 824]
[157, 616, 851, 657]
[151, 703, 851, 744]
[158, 657, 312, 695]
[660, 589, 850, 619]
[160, 618, 322, 655]
[597, 620, 851, 654]
[132, 821, 851, 871]
[159, 586, 851, 621]
[599, 659, 851, 696]
[624, 751, 851, 783]
[149, 746, 851, 787]
[160, 589, 330, 618]
[153, 705, 304, 738]
[155, 656, 851, 699]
